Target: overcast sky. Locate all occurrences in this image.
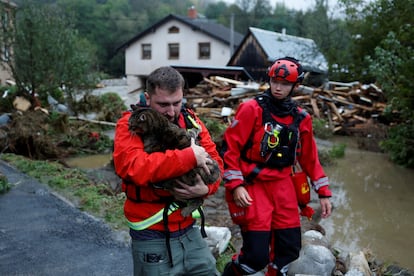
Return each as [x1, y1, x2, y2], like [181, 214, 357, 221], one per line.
[219, 0, 342, 12]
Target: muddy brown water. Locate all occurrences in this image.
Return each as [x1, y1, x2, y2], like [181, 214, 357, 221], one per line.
[65, 137, 414, 270]
[321, 136, 414, 270]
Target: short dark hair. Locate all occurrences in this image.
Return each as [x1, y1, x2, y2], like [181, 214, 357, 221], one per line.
[146, 66, 185, 95]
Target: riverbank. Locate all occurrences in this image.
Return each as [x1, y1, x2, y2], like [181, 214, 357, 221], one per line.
[322, 136, 414, 272]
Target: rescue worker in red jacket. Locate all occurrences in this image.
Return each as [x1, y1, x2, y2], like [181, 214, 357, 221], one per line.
[221, 57, 332, 276]
[113, 66, 224, 275]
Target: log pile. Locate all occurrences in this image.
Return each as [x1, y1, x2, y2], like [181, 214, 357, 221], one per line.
[185, 76, 387, 134]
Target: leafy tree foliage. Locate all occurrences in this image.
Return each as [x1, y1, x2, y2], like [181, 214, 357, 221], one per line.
[9, 2, 95, 110]
[295, 0, 353, 81]
[339, 0, 413, 82]
[257, 4, 297, 34]
[367, 31, 414, 167]
[337, 0, 413, 167]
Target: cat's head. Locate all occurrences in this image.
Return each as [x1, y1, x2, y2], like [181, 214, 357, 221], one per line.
[128, 107, 169, 135]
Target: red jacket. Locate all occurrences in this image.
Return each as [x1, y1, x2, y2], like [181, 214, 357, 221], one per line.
[113, 109, 223, 232]
[222, 97, 329, 194]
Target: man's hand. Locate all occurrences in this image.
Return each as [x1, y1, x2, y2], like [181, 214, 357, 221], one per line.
[320, 198, 332, 218]
[190, 138, 212, 174]
[233, 185, 253, 207]
[171, 174, 208, 201]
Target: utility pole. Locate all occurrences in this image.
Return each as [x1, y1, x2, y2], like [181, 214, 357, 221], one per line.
[230, 13, 234, 57]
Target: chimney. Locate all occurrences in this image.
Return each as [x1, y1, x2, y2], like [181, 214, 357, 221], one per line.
[188, 5, 197, 19]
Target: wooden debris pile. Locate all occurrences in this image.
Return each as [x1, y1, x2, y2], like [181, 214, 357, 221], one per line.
[293, 81, 386, 134]
[185, 76, 387, 134]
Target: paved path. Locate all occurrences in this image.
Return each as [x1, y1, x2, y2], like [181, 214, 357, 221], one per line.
[0, 160, 133, 276]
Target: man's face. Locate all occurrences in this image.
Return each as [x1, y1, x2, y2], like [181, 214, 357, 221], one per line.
[269, 78, 295, 100]
[147, 87, 183, 122]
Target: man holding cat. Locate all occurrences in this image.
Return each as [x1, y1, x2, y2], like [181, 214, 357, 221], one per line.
[113, 66, 224, 275]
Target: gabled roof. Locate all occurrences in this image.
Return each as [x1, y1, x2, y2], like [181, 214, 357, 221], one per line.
[247, 27, 328, 73]
[117, 14, 244, 52]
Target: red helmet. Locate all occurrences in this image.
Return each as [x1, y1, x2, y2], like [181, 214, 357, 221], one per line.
[267, 57, 304, 83]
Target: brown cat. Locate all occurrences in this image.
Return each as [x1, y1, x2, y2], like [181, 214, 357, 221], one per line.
[128, 105, 220, 216]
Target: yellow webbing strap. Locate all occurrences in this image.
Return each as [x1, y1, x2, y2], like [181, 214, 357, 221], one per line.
[127, 202, 180, 231]
[186, 115, 201, 130]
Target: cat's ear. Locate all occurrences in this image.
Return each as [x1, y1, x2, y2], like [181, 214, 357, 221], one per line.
[130, 104, 139, 111]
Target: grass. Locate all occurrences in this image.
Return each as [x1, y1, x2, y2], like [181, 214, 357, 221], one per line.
[0, 173, 9, 193]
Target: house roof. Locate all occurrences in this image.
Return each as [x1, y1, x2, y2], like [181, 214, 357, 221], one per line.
[117, 14, 244, 52]
[248, 27, 328, 73]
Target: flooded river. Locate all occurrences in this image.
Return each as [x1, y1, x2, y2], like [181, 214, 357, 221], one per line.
[66, 137, 414, 270]
[321, 137, 414, 270]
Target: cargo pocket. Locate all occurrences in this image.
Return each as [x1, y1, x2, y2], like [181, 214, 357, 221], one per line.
[225, 189, 248, 225]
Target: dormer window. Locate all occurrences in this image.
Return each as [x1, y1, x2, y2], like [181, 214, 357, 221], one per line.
[168, 26, 179, 33]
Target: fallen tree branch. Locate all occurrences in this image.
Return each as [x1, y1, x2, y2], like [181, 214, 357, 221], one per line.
[69, 116, 116, 126]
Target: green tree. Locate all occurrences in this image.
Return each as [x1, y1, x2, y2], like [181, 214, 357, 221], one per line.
[255, 3, 299, 35]
[9, 2, 95, 111]
[336, 0, 414, 167]
[339, 0, 413, 82]
[205, 1, 229, 23]
[298, 0, 352, 80]
[251, 0, 272, 27]
[368, 30, 414, 167]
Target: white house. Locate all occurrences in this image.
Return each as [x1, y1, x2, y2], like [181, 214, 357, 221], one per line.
[117, 7, 243, 91]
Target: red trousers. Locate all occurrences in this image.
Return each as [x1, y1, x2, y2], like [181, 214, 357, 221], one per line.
[226, 177, 301, 273]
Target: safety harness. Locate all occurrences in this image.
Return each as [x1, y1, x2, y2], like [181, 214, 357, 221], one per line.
[122, 105, 207, 267]
[242, 95, 307, 183]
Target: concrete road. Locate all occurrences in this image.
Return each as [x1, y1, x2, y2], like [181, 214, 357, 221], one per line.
[0, 159, 133, 276]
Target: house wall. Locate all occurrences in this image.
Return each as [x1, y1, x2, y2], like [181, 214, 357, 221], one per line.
[125, 19, 231, 90]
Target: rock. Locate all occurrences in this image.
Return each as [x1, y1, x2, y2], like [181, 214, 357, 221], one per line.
[47, 94, 59, 106]
[302, 229, 330, 248]
[203, 226, 231, 257]
[345, 251, 371, 276]
[13, 96, 31, 111]
[0, 113, 11, 126]
[288, 244, 336, 276]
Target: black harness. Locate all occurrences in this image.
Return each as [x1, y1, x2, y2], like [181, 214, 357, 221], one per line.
[243, 95, 307, 183]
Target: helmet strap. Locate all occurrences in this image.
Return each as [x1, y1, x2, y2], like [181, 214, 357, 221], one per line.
[288, 83, 296, 97]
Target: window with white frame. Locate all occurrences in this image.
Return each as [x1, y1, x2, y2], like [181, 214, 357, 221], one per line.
[142, 44, 151, 59]
[198, 42, 210, 59]
[168, 43, 179, 59]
